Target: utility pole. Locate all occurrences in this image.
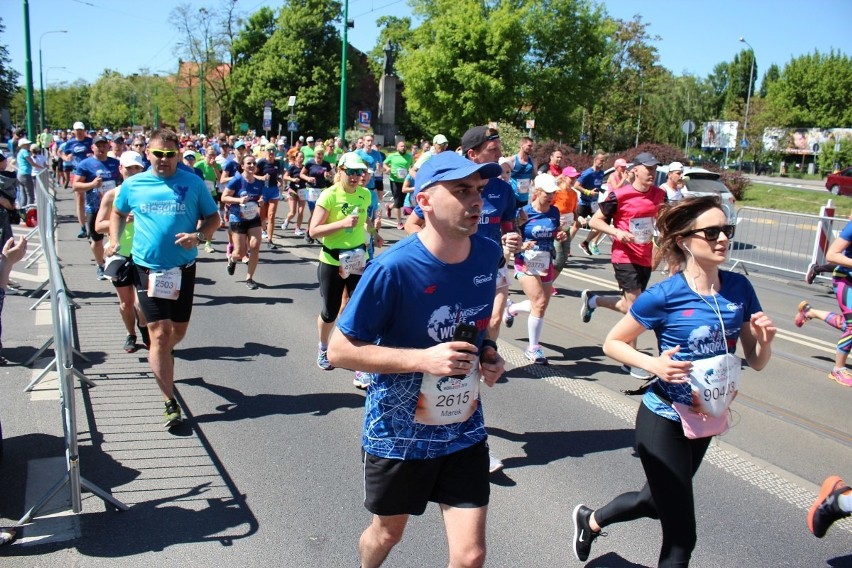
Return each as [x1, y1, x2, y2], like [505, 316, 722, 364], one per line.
[23, 0, 36, 137]
[339, 0, 352, 141]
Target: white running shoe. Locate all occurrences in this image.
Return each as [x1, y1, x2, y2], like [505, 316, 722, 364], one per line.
[488, 451, 504, 474]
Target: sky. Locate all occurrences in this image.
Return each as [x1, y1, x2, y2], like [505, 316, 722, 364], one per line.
[4, 0, 851, 88]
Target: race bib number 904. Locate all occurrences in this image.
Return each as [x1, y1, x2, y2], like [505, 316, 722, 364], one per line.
[414, 370, 480, 426]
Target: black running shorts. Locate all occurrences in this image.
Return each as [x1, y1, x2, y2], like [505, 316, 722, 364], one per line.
[133, 262, 196, 323]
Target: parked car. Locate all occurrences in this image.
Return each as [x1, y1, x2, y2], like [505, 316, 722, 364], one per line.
[654, 165, 737, 225]
[825, 167, 852, 196]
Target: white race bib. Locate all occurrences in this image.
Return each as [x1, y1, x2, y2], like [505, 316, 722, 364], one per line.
[307, 187, 322, 202]
[204, 180, 215, 194]
[297, 188, 308, 200]
[338, 248, 367, 279]
[560, 213, 575, 229]
[687, 353, 741, 417]
[522, 249, 550, 276]
[240, 201, 259, 220]
[629, 216, 655, 244]
[414, 369, 480, 425]
[396, 167, 408, 179]
[517, 178, 531, 195]
[100, 180, 116, 192]
[147, 267, 182, 301]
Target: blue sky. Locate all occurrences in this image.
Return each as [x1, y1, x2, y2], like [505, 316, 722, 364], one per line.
[5, 0, 851, 87]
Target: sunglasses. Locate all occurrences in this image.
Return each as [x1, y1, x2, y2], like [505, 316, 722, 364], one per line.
[685, 224, 735, 241]
[132, 143, 145, 147]
[244, 161, 257, 166]
[149, 149, 178, 159]
[344, 168, 364, 176]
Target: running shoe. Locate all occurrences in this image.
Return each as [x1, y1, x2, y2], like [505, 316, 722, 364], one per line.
[123, 334, 137, 353]
[163, 399, 183, 429]
[808, 476, 851, 538]
[77, 226, 88, 239]
[96, 265, 108, 281]
[524, 345, 548, 365]
[294, 228, 304, 236]
[261, 230, 268, 240]
[305, 235, 315, 244]
[227, 259, 236, 275]
[268, 242, 279, 250]
[317, 346, 334, 371]
[281, 221, 290, 232]
[828, 367, 852, 387]
[572, 504, 603, 562]
[488, 451, 504, 473]
[503, 298, 515, 328]
[621, 364, 655, 380]
[794, 300, 811, 328]
[353, 371, 372, 390]
[580, 290, 595, 323]
[589, 241, 601, 255]
[204, 241, 215, 253]
[245, 278, 259, 290]
[397, 223, 404, 230]
[805, 262, 818, 285]
[579, 241, 591, 255]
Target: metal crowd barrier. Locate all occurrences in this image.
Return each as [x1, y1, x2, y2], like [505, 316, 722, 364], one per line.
[728, 205, 845, 277]
[16, 170, 127, 528]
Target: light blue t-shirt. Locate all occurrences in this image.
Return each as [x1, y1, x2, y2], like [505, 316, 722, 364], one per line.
[17, 148, 32, 175]
[113, 168, 218, 271]
[337, 233, 502, 460]
[632, 271, 761, 421]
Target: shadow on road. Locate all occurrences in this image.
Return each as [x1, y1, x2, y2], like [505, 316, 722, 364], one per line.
[487, 426, 634, 469]
[175, 342, 288, 362]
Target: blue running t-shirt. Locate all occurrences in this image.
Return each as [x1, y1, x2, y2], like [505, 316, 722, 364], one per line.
[337, 234, 502, 460]
[75, 156, 121, 213]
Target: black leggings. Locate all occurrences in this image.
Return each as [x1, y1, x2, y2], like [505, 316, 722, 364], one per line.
[595, 403, 712, 568]
[389, 180, 405, 209]
[317, 261, 362, 323]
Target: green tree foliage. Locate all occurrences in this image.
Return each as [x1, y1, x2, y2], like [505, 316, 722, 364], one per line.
[819, 138, 852, 175]
[765, 50, 852, 128]
[519, 0, 612, 140]
[759, 63, 780, 98]
[88, 70, 136, 129]
[367, 16, 411, 79]
[396, 0, 526, 136]
[724, 49, 757, 119]
[44, 80, 91, 130]
[229, 0, 372, 137]
[0, 17, 19, 124]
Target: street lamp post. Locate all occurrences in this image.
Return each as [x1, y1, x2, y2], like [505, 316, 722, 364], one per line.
[38, 29, 68, 132]
[739, 37, 755, 172]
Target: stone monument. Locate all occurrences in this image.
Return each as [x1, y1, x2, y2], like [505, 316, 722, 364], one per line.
[376, 41, 398, 144]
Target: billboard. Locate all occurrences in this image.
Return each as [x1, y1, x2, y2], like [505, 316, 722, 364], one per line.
[762, 127, 852, 155]
[701, 121, 738, 150]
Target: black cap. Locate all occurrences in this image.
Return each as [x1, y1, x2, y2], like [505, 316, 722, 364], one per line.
[461, 125, 499, 154]
[111, 135, 125, 144]
[633, 152, 660, 167]
[93, 135, 109, 144]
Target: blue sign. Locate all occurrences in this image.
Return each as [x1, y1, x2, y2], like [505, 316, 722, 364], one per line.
[358, 110, 371, 126]
[740, 138, 749, 148]
[580, 133, 588, 141]
[288, 121, 298, 132]
[263, 118, 272, 131]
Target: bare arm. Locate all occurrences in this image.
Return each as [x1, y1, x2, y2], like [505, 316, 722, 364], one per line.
[737, 312, 776, 371]
[94, 189, 116, 234]
[404, 213, 425, 235]
[825, 236, 852, 268]
[604, 314, 692, 383]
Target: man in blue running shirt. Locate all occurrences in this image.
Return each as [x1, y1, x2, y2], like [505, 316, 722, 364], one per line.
[108, 129, 219, 429]
[329, 151, 507, 568]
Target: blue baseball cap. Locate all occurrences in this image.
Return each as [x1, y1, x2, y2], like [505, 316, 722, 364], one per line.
[414, 151, 502, 196]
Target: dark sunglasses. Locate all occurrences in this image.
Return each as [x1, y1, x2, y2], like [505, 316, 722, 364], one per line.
[344, 168, 365, 176]
[149, 149, 178, 159]
[685, 224, 735, 241]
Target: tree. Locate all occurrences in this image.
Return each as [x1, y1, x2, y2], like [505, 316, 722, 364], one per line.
[229, 0, 372, 138]
[759, 63, 780, 98]
[765, 50, 852, 128]
[0, 17, 20, 129]
[44, 80, 91, 129]
[396, 0, 527, 136]
[88, 70, 136, 129]
[519, 0, 612, 140]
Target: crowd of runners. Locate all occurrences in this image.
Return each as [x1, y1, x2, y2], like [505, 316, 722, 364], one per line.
[1, 121, 850, 564]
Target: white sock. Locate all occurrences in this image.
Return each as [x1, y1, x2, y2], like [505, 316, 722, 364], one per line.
[839, 491, 852, 513]
[528, 316, 543, 347]
[510, 300, 531, 316]
[319, 342, 327, 351]
[588, 296, 598, 309]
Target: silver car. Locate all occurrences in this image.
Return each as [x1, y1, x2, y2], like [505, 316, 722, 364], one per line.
[654, 165, 737, 225]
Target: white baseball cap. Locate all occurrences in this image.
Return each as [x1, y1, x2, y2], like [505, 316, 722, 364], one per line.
[73, 121, 86, 130]
[669, 161, 684, 172]
[119, 151, 144, 168]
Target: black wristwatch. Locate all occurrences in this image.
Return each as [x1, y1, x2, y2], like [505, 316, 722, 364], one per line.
[194, 231, 207, 244]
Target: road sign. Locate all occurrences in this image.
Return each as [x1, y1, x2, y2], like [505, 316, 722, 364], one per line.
[580, 134, 588, 141]
[358, 110, 371, 126]
[288, 96, 296, 107]
[288, 121, 298, 132]
[263, 118, 272, 131]
[740, 138, 749, 148]
[178, 117, 186, 133]
[681, 119, 696, 135]
[526, 119, 535, 129]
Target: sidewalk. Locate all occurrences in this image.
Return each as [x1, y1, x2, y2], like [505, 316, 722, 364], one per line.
[0, 188, 256, 553]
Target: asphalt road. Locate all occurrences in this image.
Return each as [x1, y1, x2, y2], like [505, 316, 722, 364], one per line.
[0, 188, 850, 567]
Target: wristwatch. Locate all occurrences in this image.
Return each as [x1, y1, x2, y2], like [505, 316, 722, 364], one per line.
[194, 231, 207, 244]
